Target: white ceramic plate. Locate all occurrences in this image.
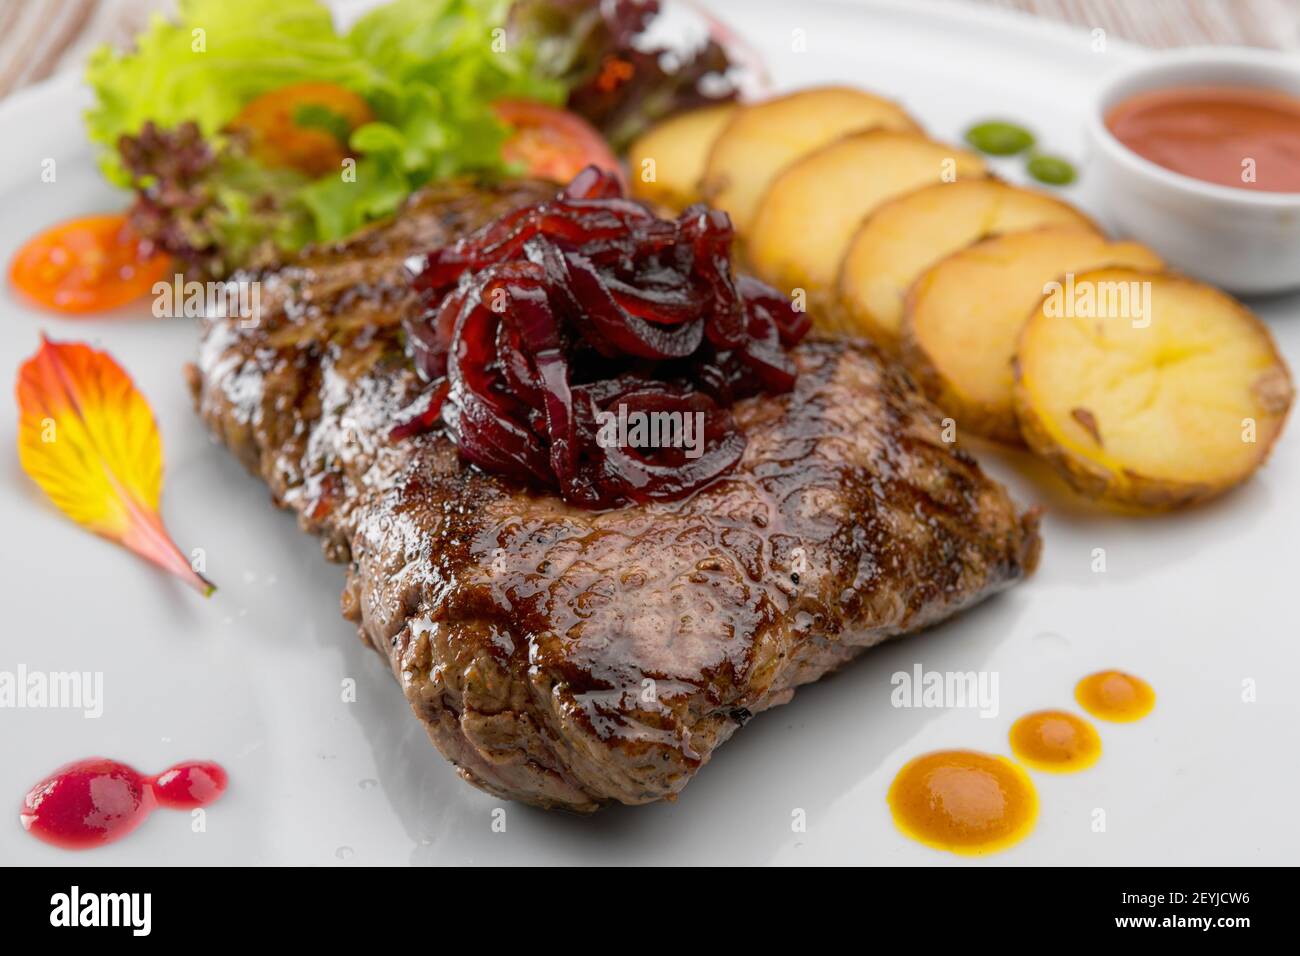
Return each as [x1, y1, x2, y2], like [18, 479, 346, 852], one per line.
[1, 0, 1297, 866]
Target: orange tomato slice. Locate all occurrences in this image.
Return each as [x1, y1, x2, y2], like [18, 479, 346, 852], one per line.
[9, 214, 172, 315]
[494, 99, 626, 189]
[228, 82, 375, 178]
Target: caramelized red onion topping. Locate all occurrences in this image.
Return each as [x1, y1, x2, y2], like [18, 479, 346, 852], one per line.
[394, 166, 811, 508]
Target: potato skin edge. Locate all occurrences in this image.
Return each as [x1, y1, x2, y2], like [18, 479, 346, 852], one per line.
[898, 255, 1027, 447]
[698, 86, 921, 216]
[1011, 269, 1296, 511]
[897, 230, 1164, 449]
[748, 129, 986, 330]
[833, 179, 1103, 355]
[629, 104, 737, 212]
[899, 306, 1027, 446]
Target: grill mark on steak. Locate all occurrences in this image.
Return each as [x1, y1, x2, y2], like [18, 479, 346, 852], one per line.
[189, 178, 1042, 811]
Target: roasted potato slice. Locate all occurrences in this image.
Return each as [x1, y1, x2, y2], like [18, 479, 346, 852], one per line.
[834, 180, 1099, 348]
[901, 228, 1163, 443]
[628, 104, 738, 211]
[699, 86, 920, 234]
[748, 130, 987, 309]
[1015, 268, 1294, 509]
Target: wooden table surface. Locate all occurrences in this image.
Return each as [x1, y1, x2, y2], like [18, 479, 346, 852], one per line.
[1, 0, 1297, 100]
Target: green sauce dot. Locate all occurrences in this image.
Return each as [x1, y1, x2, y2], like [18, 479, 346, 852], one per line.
[1027, 154, 1077, 186]
[964, 120, 1035, 156]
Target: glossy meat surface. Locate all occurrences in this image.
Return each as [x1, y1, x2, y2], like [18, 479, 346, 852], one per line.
[190, 179, 1041, 810]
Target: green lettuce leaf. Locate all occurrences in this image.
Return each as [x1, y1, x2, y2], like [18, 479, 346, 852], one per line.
[86, 0, 564, 267]
[85, 0, 368, 186]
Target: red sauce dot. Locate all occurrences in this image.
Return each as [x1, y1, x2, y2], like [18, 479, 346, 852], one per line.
[20, 757, 227, 851]
[152, 761, 228, 809]
[20, 758, 154, 850]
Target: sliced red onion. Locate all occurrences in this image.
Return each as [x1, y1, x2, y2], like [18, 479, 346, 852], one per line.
[395, 166, 809, 508]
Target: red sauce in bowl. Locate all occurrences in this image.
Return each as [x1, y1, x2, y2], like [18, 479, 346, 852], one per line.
[1105, 85, 1300, 192]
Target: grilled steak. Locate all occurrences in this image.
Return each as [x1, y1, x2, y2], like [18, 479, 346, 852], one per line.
[189, 179, 1042, 811]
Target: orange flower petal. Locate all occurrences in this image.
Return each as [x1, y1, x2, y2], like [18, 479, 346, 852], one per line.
[15, 335, 215, 596]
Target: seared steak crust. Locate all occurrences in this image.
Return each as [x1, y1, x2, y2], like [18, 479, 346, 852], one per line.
[190, 179, 1041, 811]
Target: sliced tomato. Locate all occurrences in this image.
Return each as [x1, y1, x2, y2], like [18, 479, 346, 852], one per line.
[9, 214, 172, 315]
[228, 82, 374, 178]
[494, 99, 626, 190]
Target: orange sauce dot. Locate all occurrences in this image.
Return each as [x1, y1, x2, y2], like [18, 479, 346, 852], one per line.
[1075, 670, 1156, 722]
[887, 750, 1037, 855]
[1009, 709, 1101, 772]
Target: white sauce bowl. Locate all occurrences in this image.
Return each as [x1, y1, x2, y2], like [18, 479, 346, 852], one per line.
[1086, 47, 1300, 296]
